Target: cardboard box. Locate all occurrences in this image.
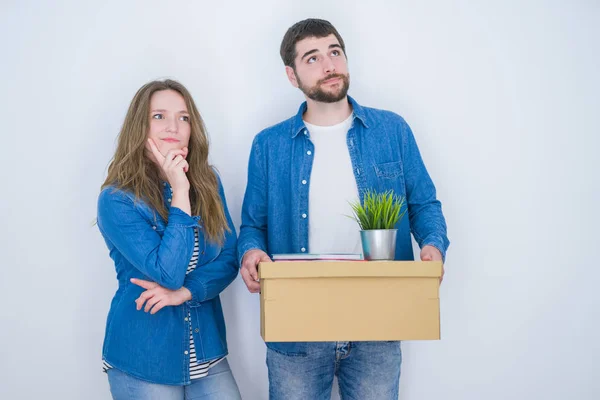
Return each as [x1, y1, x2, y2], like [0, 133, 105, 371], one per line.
[259, 261, 442, 342]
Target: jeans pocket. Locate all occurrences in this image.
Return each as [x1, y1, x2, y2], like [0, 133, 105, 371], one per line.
[266, 341, 308, 357]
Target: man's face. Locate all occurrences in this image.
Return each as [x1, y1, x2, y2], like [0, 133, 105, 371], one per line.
[286, 34, 350, 103]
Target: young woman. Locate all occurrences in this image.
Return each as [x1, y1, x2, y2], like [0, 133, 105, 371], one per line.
[97, 79, 241, 399]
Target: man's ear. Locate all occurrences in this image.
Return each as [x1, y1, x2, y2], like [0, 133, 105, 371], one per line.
[285, 66, 299, 88]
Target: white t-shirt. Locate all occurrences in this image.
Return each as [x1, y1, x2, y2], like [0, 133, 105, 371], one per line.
[305, 114, 362, 255]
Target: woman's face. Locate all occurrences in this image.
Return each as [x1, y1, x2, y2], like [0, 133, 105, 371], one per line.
[146, 89, 191, 159]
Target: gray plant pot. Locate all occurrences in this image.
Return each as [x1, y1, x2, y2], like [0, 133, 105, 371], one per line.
[360, 229, 398, 260]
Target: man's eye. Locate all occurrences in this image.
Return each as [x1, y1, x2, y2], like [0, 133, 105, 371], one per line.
[332, 50, 340, 56]
[152, 114, 163, 120]
[307, 56, 317, 64]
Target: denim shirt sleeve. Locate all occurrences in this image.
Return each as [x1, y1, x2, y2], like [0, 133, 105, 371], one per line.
[183, 176, 239, 306]
[97, 188, 198, 290]
[237, 135, 269, 264]
[400, 121, 450, 259]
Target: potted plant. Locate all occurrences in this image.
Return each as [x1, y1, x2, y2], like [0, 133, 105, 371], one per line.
[349, 189, 407, 260]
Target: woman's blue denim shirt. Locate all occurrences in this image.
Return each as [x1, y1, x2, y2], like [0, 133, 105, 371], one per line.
[97, 175, 238, 385]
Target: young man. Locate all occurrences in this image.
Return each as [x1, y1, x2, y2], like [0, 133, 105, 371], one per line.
[238, 18, 450, 400]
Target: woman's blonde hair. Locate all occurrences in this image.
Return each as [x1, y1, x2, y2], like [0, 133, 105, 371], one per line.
[102, 79, 228, 243]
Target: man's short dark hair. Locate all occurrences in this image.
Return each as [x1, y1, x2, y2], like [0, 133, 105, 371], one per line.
[280, 18, 346, 68]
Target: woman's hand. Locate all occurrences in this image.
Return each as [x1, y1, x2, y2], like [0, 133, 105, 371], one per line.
[147, 138, 190, 193]
[130, 278, 192, 314]
[147, 138, 192, 215]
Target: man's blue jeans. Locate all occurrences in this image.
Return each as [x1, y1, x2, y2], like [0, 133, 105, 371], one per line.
[267, 341, 402, 400]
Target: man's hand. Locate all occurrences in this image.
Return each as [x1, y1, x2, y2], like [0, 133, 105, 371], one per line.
[130, 278, 192, 314]
[240, 249, 271, 293]
[420, 245, 444, 284]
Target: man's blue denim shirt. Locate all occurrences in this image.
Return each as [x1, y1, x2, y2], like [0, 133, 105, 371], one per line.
[238, 96, 449, 265]
[97, 175, 238, 385]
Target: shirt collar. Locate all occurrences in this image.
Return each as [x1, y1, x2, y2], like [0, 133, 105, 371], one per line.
[290, 95, 369, 138]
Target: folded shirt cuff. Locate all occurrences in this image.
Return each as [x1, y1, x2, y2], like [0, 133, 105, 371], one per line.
[168, 207, 201, 228]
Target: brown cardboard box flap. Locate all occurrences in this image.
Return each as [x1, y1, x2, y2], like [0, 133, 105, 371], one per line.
[259, 260, 442, 279]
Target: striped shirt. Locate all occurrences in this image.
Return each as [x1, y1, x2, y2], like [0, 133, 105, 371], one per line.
[103, 228, 224, 380]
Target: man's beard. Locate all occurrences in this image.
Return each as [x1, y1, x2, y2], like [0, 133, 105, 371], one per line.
[297, 73, 350, 103]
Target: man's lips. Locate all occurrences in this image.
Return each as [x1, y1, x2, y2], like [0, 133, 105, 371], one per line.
[321, 76, 342, 85]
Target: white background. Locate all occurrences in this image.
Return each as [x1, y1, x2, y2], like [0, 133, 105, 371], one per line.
[1, 1, 599, 399]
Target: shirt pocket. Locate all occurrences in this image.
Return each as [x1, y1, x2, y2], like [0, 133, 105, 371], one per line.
[373, 161, 406, 194]
[374, 161, 404, 178]
[199, 239, 222, 265]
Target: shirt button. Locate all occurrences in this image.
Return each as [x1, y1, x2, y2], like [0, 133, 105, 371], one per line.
[195, 328, 199, 333]
[152, 226, 156, 230]
[302, 213, 307, 218]
[184, 317, 188, 322]
[163, 182, 167, 186]
[302, 180, 307, 185]
[184, 351, 188, 355]
[307, 150, 312, 155]
[301, 247, 306, 252]
[167, 198, 172, 202]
